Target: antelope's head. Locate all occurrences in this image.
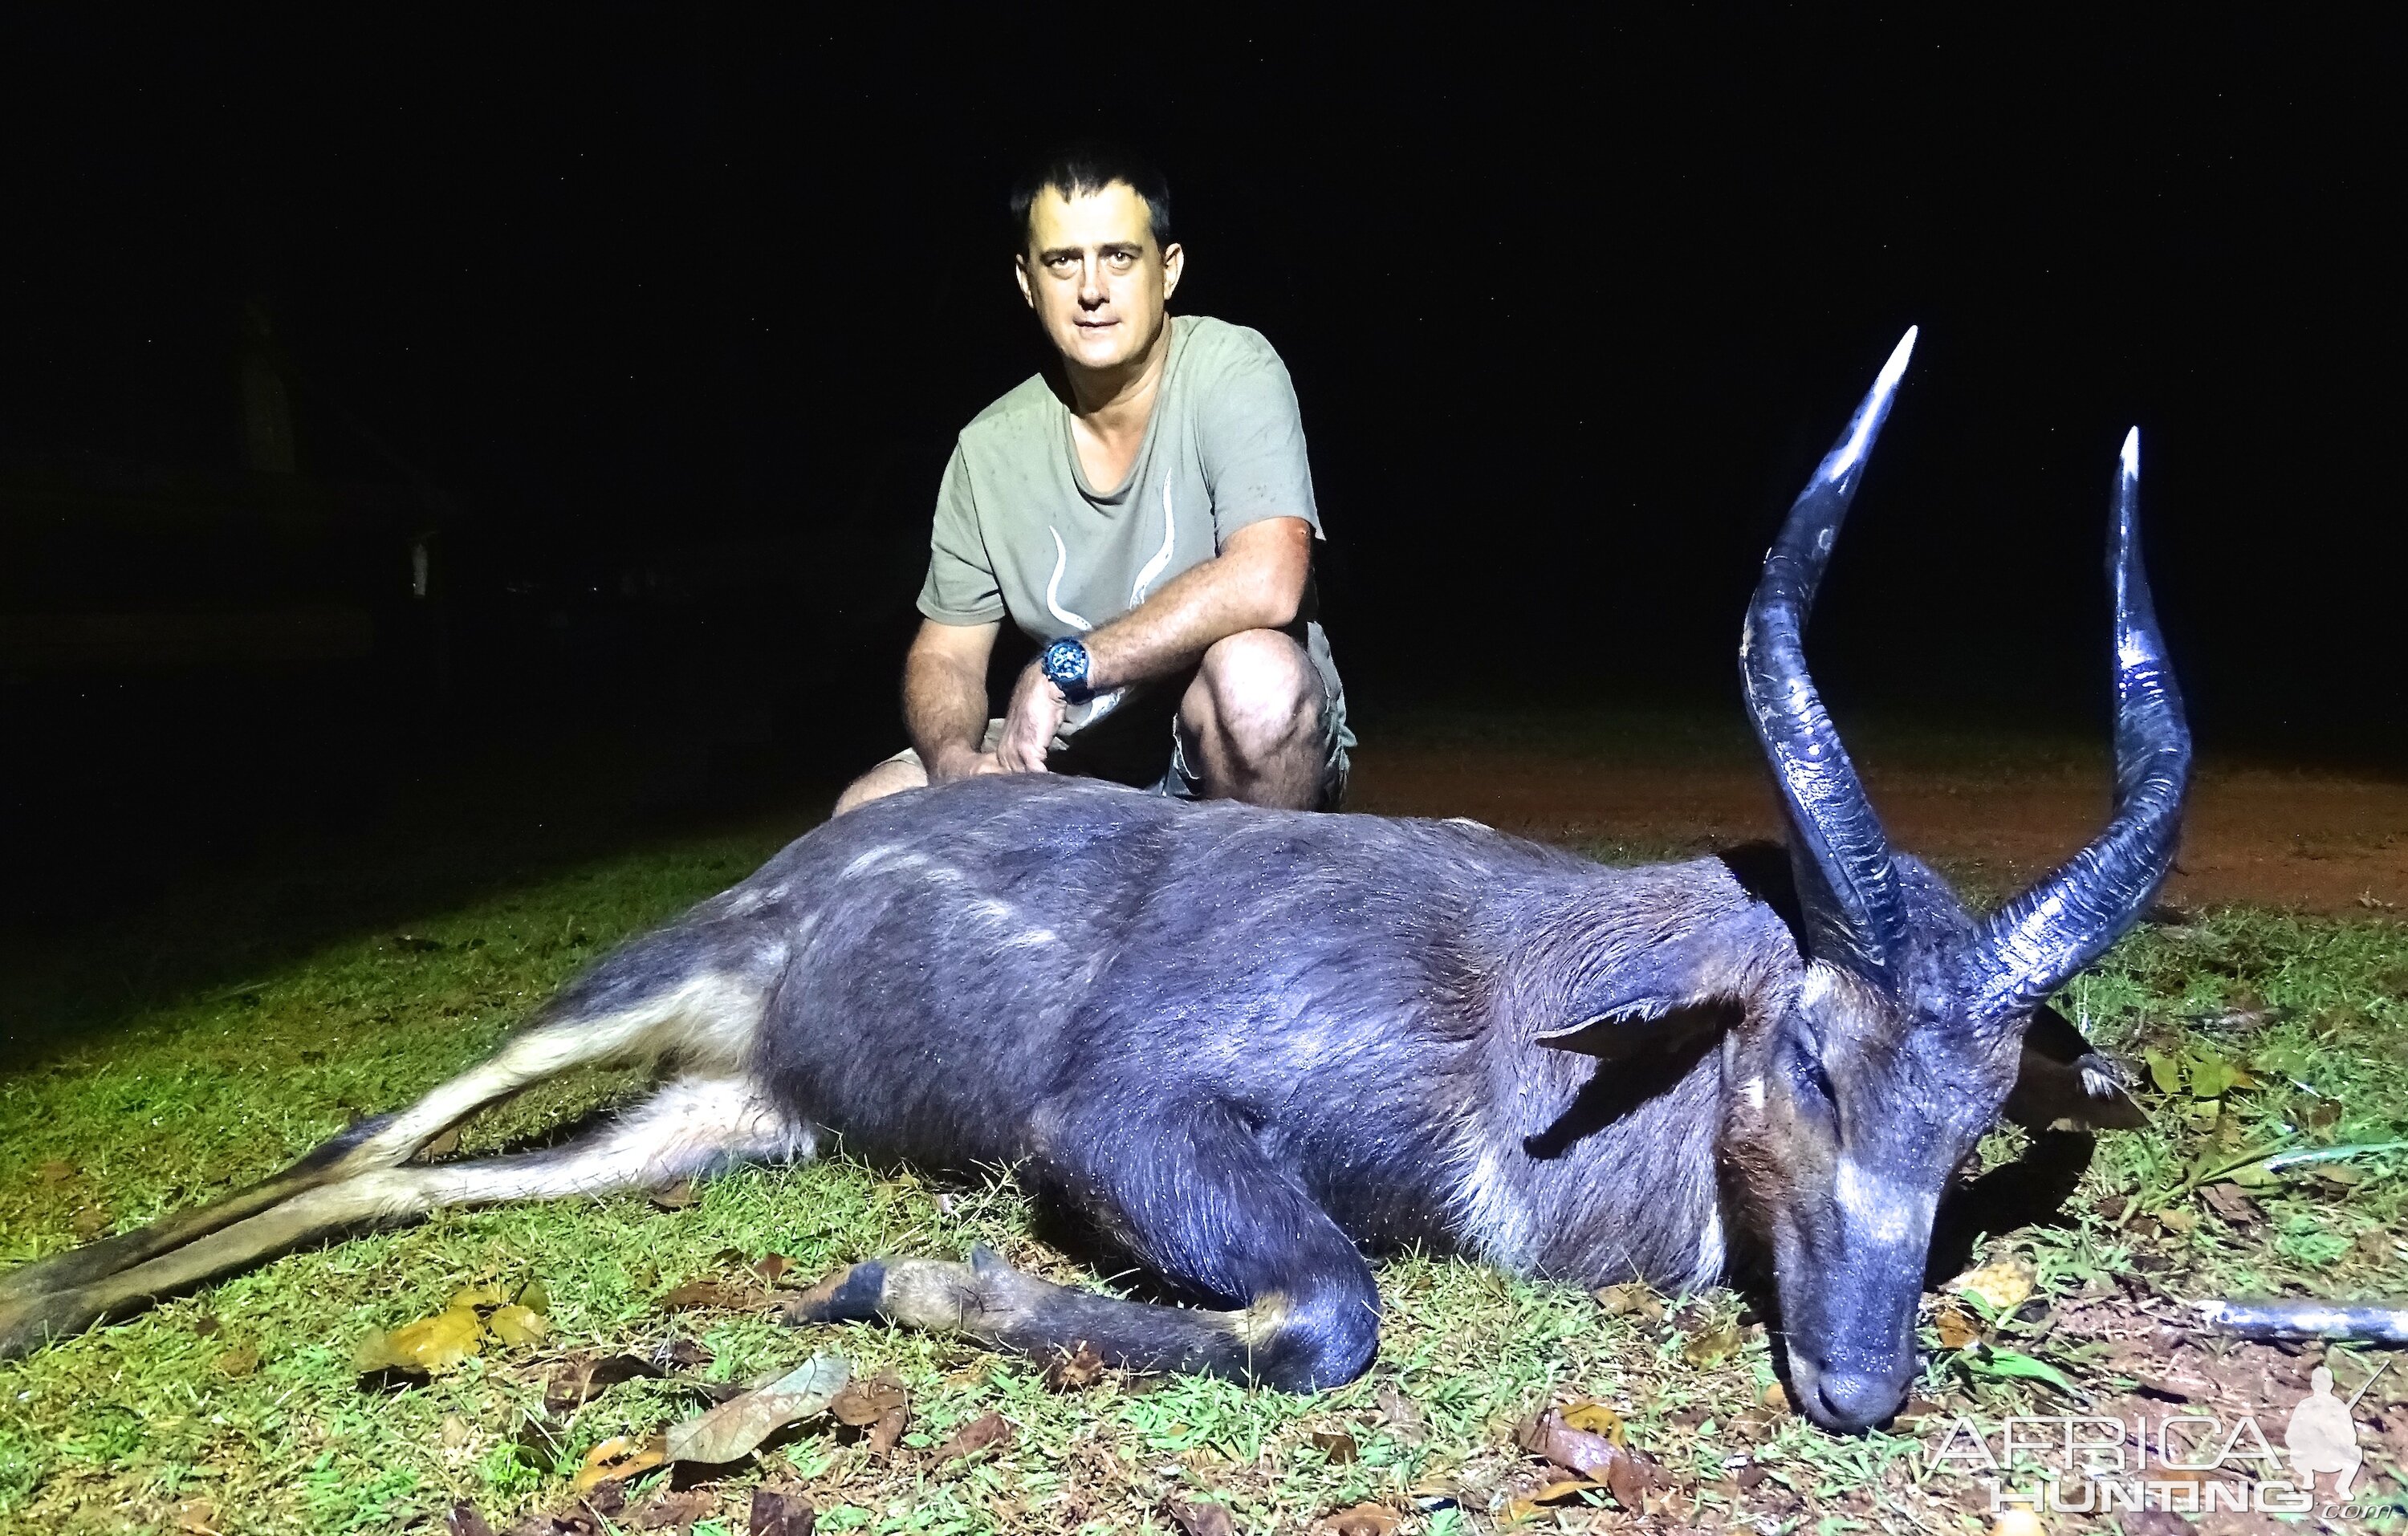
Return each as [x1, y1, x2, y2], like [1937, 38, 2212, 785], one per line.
[1723, 330, 2186, 1431]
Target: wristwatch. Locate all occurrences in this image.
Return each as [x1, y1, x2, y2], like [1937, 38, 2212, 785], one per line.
[1039, 636, 1093, 702]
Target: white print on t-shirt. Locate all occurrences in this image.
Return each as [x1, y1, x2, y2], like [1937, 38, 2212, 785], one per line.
[1043, 482, 1180, 729]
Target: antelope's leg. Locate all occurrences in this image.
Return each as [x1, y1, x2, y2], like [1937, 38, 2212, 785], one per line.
[0, 1114, 401, 1303]
[2, 969, 759, 1302]
[791, 1102, 1382, 1391]
[0, 1075, 807, 1359]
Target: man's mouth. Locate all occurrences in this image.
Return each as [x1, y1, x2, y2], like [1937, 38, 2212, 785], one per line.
[1075, 318, 1117, 331]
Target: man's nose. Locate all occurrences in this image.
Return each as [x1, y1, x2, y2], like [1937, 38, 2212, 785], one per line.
[1078, 256, 1106, 306]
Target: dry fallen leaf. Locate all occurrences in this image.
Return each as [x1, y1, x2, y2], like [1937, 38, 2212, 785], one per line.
[627, 1489, 714, 1530]
[1592, 1281, 1666, 1321]
[1951, 1255, 2037, 1313]
[747, 1488, 816, 1536]
[1518, 1410, 1620, 1479]
[1681, 1320, 1740, 1367]
[1934, 1303, 1983, 1351]
[1166, 1499, 1239, 1536]
[355, 1305, 482, 1375]
[931, 1410, 1012, 1463]
[664, 1353, 848, 1465]
[1317, 1501, 1401, 1535]
[1559, 1400, 1626, 1444]
[2202, 1182, 2263, 1225]
[486, 1303, 548, 1346]
[571, 1433, 666, 1493]
[1500, 1479, 1603, 1520]
[1041, 1340, 1109, 1391]
[661, 1278, 778, 1313]
[547, 1352, 665, 1415]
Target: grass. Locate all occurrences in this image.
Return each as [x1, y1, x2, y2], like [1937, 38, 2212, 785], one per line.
[3, 787, 2406, 1533]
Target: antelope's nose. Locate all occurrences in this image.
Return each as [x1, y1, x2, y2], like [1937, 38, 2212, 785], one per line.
[1809, 1368, 1904, 1431]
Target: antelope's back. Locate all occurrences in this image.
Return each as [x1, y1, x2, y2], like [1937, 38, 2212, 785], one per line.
[722, 776, 1619, 1175]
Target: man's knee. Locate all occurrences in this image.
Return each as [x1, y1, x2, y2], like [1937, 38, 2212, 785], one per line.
[834, 755, 927, 816]
[1194, 630, 1320, 758]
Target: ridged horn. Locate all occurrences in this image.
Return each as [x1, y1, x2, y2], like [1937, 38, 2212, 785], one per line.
[1740, 327, 1918, 985]
[1970, 429, 2190, 1018]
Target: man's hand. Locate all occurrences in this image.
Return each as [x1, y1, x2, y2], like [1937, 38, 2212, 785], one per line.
[996, 659, 1068, 773]
[925, 744, 1003, 782]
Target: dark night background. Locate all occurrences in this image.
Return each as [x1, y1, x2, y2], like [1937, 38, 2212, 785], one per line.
[0, 10, 2393, 924]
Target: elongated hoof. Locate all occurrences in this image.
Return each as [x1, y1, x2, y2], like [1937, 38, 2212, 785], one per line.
[780, 1262, 889, 1325]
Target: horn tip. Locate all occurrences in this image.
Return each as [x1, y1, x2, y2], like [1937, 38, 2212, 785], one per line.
[2121, 426, 2141, 477]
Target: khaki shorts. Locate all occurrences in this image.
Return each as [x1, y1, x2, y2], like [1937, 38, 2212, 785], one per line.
[884, 682, 1350, 810]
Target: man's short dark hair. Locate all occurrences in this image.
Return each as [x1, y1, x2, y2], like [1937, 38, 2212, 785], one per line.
[1009, 145, 1174, 254]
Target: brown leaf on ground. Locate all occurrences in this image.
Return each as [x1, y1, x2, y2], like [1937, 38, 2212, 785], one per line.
[1374, 1383, 1427, 1445]
[547, 1352, 666, 1414]
[1604, 1443, 1674, 1510]
[1934, 1303, 1983, 1350]
[665, 1355, 848, 1465]
[1166, 1499, 1239, 1536]
[486, 1303, 548, 1346]
[212, 1344, 260, 1378]
[2201, 1182, 2264, 1225]
[828, 1373, 907, 1426]
[1316, 1502, 1401, 1535]
[747, 1488, 816, 1536]
[1680, 1320, 1740, 1367]
[659, 1338, 714, 1371]
[649, 1180, 700, 1210]
[661, 1278, 777, 1313]
[1042, 1341, 1109, 1391]
[931, 1410, 1012, 1463]
[1309, 1428, 1360, 1463]
[1592, 1281, 1666, 1321]
[1499, 1480, 1603, 1521]
[1517, 1408, 1621, 1479]
[628, 1489, 715, 1530]
[354, 1305, 482, 1375]
[1558, 1400, 1626, 1444]
[443, 1503, 496, 1536]
[570, 1433, 666, 1494]
[1951, 1256, 2037, 1312]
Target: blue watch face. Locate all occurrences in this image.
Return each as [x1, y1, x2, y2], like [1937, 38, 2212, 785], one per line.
[1043, 637, 1089, 693]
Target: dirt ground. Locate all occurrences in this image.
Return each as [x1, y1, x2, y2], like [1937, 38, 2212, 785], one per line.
[1349, 737, 2408, 915]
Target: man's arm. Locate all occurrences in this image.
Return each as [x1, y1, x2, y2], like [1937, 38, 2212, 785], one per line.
[991, 518, 1311, 773]
[904, 618, 1002, 782]
[1084, 515, 1309, 689]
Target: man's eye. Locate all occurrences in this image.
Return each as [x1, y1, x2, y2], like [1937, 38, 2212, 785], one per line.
[1108, 252, 1136, 268]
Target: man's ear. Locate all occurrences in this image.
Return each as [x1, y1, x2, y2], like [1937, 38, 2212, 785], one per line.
[1160, 241, 1183, 300]
[1534, 905, 1780, 1060]
[2003, 1002, 2150, 1132]
[1013, 254, 1035, 310]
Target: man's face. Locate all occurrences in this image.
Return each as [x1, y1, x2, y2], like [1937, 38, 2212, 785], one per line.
[1014, 182, 1182, 375]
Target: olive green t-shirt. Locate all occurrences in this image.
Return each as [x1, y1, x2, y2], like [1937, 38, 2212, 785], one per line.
[917, 315, 1348, 741]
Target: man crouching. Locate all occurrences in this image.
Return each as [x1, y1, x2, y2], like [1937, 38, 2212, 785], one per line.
[837, 146, 1351, 815]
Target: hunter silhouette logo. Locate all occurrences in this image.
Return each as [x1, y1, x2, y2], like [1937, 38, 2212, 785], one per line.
[2284, 1359, 2385, 1500]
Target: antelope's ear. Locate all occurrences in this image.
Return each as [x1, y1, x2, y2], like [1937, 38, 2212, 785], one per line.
[1536, 906, 1781, 1060]
[2003, 1002, 2149, 1132]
